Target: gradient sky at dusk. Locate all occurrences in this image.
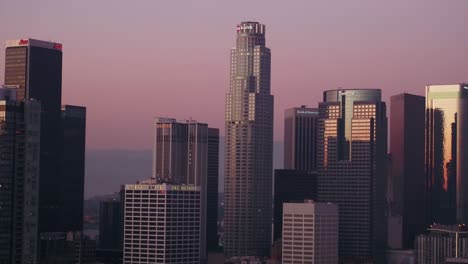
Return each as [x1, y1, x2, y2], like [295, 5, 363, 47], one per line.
[1, 0, 468, 150]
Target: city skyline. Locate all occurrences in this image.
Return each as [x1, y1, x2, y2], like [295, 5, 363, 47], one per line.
[2, 2, 468, 263]
[1, 0, 468, 150]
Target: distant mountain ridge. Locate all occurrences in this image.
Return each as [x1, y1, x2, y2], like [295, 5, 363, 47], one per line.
[85, 140, 284, 198]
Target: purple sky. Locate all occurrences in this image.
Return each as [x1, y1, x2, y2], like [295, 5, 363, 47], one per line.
[1, 0, 467, 150]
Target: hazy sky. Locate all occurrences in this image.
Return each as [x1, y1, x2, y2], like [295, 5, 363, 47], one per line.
[1, 0, 467, 150]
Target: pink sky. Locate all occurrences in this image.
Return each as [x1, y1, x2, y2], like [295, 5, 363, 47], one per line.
[1, 0, 467, 150]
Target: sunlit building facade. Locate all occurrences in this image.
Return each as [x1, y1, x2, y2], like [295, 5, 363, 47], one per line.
[317, 89, 387, 263]
[224, 21, 274, 257]
[425, 84, 468, 225]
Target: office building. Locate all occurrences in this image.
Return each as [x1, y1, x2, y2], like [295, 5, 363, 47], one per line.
[416, 225, 468, 264]
[153, 118, 219, 259]
[388, 93, 426, 249]
[224, 21, 274, 257]
[122, 183, 201, 264]
[153, 118, 187, 182]
[284, 106, 318, 170]
[0, 87, 41, 263]
[273, 170, 317, 241]
[282, 200, 338, 264]
[425, 84, 468, 224]
[4, 38, 63, 233]
[207, 128, 220, 251]
[98, 199, 122, 250]
[153, 118, 208, 186]
[316, 89, 387, 262]
[97, 198, 123, 264]
[59, 105, 86, 232]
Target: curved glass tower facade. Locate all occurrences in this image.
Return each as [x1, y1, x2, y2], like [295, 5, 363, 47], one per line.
[317, 89, 387, 262]
[224, 21, 273, 257]
[425, 84, 468, 224]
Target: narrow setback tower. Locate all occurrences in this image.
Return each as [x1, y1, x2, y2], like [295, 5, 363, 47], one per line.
[224, 21, 274, 257]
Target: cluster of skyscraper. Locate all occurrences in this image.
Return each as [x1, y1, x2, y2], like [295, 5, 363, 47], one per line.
[0, 39, 87, 263]
[223, 21, 468, 264]
[2, 21, 468, 264]
[101, 118, 221, 264]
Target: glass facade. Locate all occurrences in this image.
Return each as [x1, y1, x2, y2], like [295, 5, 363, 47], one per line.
[59, 105, 86, 232]
[388, 93, 426, 249]
[5, 40, 64, 234]
[425, 84, 468, 224]
[0, 99, 41, 263]
[273, 170, 317, 242]
[317, 89, 387, 262]
[284, 107, 318, 170]
[206, 128, 219, 252]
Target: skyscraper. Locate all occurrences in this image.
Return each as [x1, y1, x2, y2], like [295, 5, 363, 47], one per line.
[425, 84, 468, 224]
[98, 199, 122, 251]
[122, 182, 201, 264]
[317, 89, 387, 262]
[0, 87, 41, 263]
[97, 199, 123, 264]
[59, 105, 86, 232]
[153, 117, 219, 261]
[282, 200, 338, 264]
[388, 93, 426, 249]
[284, 106, 318, 170]
[153, 118, 189, 184]
[153, 118, 208, 186]
[224, 21, 273, 257]
[4, 38, 63, 233]
[207, 128, 220, 251]
[273, 170, 317, 242]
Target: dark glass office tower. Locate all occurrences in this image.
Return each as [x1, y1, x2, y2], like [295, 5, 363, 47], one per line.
[388, 93, 426, 249]
[59, 105, 86, 232]
[426, 84, 468, 224]
[284, 106, 318, 170]
[317, 89, 387, 263]
[98, 199, 122, 250]
[0, 88, 41, 263]
[207, 128, 220, 252]
[224, 21, 273, 257]
[97, 199, 122, 264]
[273, 170, 317, 242]
[4, 39, 63, 233]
